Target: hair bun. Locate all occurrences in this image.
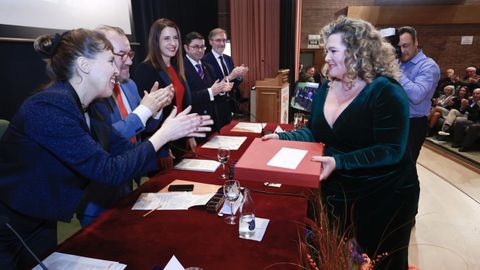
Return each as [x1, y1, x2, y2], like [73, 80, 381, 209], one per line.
[33, 33, 62, 59]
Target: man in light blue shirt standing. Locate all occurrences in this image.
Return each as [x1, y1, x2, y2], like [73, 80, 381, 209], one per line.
[398, 26, 440, 163]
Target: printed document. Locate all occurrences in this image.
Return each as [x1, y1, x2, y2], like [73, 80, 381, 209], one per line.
[201, 135, 247, 150]
[174, 159, 221, 172]
[267, 147, 308, 170]
[33, 252, 126, 270]
[230, 122, 266, 133]
[132, 192, 215, 210]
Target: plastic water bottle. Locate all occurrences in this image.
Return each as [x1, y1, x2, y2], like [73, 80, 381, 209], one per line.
[239, 188, 255, 238]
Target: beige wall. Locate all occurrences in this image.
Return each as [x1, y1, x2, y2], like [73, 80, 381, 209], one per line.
[301, 0, 480, 77]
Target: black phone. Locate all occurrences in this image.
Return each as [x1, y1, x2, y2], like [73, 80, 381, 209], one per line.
[168, 184, 194, 192]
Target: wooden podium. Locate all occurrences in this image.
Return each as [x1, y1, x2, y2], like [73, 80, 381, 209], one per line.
[254, 69, 289, 123]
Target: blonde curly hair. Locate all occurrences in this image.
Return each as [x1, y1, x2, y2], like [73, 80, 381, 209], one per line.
[321, 16, 400, 86]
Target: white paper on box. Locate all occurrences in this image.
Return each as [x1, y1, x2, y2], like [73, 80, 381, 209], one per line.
[267, 147, 308, 170]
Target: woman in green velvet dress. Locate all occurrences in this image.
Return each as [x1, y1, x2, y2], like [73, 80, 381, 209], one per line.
[263, 17, 419, 269]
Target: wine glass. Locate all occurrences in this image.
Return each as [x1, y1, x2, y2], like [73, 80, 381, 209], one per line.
[217, 147, 230, 179]
[223, 180, 240, 225]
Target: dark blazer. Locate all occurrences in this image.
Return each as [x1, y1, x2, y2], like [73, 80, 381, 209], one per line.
[0, 81, 157, 221]
[203, 51, 244, 127]
[203, 51, 235, 82]
[133, 61, 192, 158]
[184, 57, 230, 132]
[133, 61, 192, 119]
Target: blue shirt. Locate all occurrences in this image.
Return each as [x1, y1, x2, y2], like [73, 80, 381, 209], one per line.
[399, 50, 440, 117]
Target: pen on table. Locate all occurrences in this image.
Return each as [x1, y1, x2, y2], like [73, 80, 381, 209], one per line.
[143, 204, 162, 218]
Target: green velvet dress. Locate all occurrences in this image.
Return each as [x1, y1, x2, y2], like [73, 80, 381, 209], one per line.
[279, 76, 419, 270]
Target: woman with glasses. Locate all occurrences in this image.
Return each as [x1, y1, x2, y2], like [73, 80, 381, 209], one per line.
[134, 18, 195, 169]
[0, 29, 212, 269]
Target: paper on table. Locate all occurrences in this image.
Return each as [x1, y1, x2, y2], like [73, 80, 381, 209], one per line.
[267, 147, 308, 170]
[174, 159, 221, 172]
[201, 135, 247, 150]
[164, 255, 185, 270]
[132, 192, 215, 210]
[239, 217, 270, 242]
[32, 252, 126, 270]
[231, 122, 267, 133]
[219, 193, 243, 215]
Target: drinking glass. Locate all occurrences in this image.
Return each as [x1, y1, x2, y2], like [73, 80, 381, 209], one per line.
[223, 180, 240, 225]
[217, 147, 230, 179]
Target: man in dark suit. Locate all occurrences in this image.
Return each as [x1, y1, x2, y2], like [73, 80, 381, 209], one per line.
[203, 28, 248, 128]
[183, 32, 232, 134]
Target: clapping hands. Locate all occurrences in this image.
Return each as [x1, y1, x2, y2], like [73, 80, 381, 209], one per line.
[140, 82, 174, 114]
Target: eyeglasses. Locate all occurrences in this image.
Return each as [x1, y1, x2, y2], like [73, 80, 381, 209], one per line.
[188, 45, 206, 50]
[211, 38, 227, 43]
[113, 50, 135, 61]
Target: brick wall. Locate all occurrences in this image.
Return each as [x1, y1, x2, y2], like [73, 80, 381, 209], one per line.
[301, 0, 480, 77]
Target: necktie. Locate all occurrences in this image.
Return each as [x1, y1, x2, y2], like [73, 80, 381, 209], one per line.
[218, 55, 229, 77]
[195, 63, 204, 79]
[113, 83, 136, 143]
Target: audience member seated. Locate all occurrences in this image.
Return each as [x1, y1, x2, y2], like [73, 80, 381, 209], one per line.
[438, 87, 478, 137]
[459, 66, 480, 95]
[450, 88, 480, 151]
[435, 68, 460, 98]
[428, 85, 456, 132]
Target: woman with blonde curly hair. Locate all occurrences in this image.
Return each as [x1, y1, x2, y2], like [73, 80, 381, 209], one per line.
[264, 16, 418, 269]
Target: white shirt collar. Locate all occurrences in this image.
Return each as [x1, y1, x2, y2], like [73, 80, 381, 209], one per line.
[186, 54, 201, 67]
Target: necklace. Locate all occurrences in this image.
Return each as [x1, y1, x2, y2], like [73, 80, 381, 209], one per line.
[329, 79, 366, 102]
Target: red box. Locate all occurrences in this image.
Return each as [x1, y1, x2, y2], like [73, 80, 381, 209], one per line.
[234, 138, 324, 188]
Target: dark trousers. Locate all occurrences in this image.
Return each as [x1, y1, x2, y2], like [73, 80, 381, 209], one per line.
[408, 116, 428, 163]
[453, 118, 480, 148]
[0, 202, 56, 270]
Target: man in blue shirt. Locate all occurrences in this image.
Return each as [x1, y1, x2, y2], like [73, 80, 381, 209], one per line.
[398, 26, 440, 163]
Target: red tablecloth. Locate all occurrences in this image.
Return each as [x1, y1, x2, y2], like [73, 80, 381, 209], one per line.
[56, 121, 310, 270]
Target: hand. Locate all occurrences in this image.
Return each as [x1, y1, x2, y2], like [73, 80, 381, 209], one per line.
[311, 156, 336, 181]
[211, 79, 227, 96]
[223, 81, 234, 93]
[148, 106, 213, 151]
[140, 83, 174, 114]
[261, 133, 279, 141]
[228, 65, 248, 81]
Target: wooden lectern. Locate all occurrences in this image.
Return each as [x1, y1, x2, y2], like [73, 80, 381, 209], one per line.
[254, 69, 290, 123]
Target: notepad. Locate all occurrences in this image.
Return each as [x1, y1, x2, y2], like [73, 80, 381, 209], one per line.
[230, 122, 267, 133]
[201, 135, 247, 150]
[174, 159, 221, 172]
